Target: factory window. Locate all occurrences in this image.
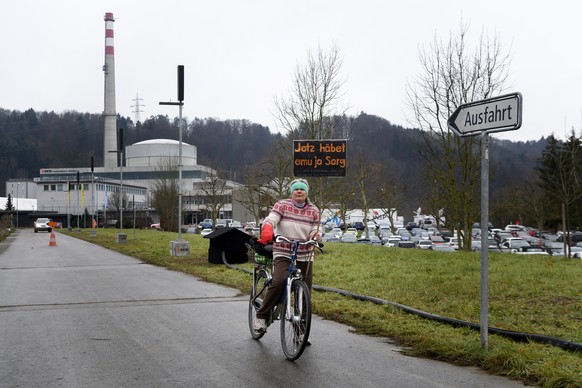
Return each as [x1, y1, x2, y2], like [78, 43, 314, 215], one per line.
[51, 184, 56, 191]
[44, 185, 49, 191]
[57, 184, 63, 191]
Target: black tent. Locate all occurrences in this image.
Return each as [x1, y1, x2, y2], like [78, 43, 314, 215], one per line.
[204, 227, 250, 264]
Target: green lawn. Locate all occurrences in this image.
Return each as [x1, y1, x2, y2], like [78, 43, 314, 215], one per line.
[62, 228, 582, 388]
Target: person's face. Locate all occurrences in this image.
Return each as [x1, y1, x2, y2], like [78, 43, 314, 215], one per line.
[291, 188, 307, 203]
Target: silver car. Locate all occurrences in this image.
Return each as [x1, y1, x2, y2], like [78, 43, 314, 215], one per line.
[34, 218, 52, 233]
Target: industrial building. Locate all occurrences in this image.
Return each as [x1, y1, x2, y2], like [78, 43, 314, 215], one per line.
[2, 12, 252, 229]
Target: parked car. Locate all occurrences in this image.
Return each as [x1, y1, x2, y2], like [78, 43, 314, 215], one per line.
[378, 226, 392, 241]
[322, 233, 339, 242]
[513, 246, 548, 255]
[500, 237, 530, 251]
[472, 238, 502, 252]
[429, 235, 446, 244]
[344, 227, 358, 236]
[199, 219, 213, 229]
[448, 237, 460, 250]
[505, 224, 525, 232]
[416, 240, 433, 250]
[215, 219, 233, 229]
[330, 227, 343, 239]
[185, 226, 197, 234]
[357, 235, 383, 246]
[439, 229, 454, 240]
[431, 244, 455, 252]
[515, 230, 541, 245]
[421, 219, 434, 229]
[494, 231, 514, 243]
[556, 232, 582, 245]
[368, 235, 383, 246]
[554, 246, 582, 258]
[340, 233, 357, 243]
[200, 228, 213, 236]
[353, 221, 365, 231]
[356, 236, 372, 244]
[397, 240, 416, 248]
[406, 222, 418, 231]
[230, 220, 243, 229]
[34, 218, 52, 233]
[384, 237, 401, 248]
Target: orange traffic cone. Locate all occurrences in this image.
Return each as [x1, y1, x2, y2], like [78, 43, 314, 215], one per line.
[49, 232, 57, 246]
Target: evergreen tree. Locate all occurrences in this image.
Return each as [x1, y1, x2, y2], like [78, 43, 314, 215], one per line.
[4, 193, 14, 212]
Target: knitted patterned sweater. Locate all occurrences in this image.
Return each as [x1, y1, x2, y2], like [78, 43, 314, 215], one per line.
[263, 198, 320, 261]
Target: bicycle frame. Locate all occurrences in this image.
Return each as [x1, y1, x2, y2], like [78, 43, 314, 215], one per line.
[280, 240, 303, 323]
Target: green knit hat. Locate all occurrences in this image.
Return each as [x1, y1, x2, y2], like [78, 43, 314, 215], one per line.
[289, 179, 309, 195]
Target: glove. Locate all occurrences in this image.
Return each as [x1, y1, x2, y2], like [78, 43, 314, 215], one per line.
[257, 223, 274, 245]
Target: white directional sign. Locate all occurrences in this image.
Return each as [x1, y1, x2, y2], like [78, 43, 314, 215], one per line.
[447, 92, 522, 136]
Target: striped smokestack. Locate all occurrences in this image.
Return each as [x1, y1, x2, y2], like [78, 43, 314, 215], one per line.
[103, 12, 117, 168]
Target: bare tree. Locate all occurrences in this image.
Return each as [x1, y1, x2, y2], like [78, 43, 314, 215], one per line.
[274, 44, 347, 140]
[237, 166, 271, 224]
[273, 44, 349, 211]
[200, 169, 229, 224]
[257, 138, 294, 205]
[406, 22, 511, 250]
[150, 157, 179, 232]
[108, 190, 130, 217]
[536, 131, 582, 255]
[370, 179, 407, 235]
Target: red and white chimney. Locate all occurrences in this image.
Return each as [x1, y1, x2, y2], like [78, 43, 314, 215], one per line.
[103, 12, 117, 168]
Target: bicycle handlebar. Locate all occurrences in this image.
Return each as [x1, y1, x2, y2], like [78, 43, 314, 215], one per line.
[274, 235, 324, 250]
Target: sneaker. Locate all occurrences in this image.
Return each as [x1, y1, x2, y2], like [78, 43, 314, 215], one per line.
[254, 317, 267, 332]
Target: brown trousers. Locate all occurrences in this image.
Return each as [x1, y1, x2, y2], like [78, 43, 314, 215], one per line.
[255, 256, 313, 320]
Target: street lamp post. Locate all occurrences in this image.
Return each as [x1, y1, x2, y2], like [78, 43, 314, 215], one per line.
[76, 172, 80, 232]
[160, 65, 189, 257]
[16, 183, 19, 229]
[110, 128, 126, 243]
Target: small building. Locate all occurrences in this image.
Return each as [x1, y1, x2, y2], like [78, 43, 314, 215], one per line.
[204, 227, 250, 264]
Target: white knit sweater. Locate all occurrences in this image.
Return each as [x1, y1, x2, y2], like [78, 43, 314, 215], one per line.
[263, 198, 320, 261]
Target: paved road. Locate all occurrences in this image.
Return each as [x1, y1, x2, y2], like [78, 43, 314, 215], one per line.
[0, 230, 525, 387]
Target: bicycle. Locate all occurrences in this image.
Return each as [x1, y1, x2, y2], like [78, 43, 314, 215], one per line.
[247, 235, 323, 360]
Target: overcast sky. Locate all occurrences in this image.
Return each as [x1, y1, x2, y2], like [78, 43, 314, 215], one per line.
[1, 0, 581, 142]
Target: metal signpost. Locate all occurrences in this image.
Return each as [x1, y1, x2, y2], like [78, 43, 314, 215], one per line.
[447, 92, 522, 349]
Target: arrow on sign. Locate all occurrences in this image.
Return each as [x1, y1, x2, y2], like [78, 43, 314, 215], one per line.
[447, 92, 522, 136]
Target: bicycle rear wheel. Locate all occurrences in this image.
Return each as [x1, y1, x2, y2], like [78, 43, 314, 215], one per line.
[248, 269, 269, 339]
[280, 279, 311, 360]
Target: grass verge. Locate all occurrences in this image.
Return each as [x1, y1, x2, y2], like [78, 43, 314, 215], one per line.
[61, 228, 582, 387]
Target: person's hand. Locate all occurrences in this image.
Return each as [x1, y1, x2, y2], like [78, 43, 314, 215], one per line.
[311, 232, 321, 242]
[257, 223, 274, 244]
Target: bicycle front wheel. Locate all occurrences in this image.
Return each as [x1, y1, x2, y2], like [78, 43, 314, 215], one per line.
[280, 279, 311, 360]
[248, 269, 269, 340]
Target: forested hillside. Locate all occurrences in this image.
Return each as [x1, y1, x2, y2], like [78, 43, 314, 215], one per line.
[0, 107, 548, 223]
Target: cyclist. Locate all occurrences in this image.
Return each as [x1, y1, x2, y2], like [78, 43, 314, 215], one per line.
[254, 178, 321, 333]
